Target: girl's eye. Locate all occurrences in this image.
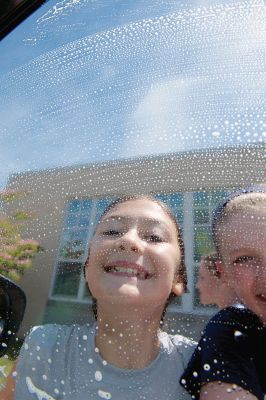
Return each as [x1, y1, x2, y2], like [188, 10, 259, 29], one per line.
[145, 234, 163, 243]
[233, 256, 256, 264]
[102, 230, 122, 236]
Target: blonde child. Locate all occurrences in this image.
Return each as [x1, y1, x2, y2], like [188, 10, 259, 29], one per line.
[181, 185, 266, 400]
[11, 195, 195, 400]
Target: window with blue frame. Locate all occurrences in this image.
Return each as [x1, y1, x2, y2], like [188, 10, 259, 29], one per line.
[52, 199, 93, 299]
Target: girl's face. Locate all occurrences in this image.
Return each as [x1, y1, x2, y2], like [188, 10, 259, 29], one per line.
[219, 209, 266, 324]
[197, 263, 218, 306]
[85, 199, 183, 309]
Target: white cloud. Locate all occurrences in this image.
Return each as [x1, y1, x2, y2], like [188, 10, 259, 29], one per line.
[122, 78, 195, 157]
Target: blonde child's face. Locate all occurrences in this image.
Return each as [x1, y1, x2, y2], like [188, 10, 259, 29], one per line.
[86, 199, 183, 310]
[219, 209, 266, 324]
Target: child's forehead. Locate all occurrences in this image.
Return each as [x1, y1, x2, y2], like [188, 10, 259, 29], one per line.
[218, 211, 266, 249]
[100, 214, 170, 228]
[103, 199, 171, 222]
[222, 208, 266, 226]
[98, 200, 178, 234]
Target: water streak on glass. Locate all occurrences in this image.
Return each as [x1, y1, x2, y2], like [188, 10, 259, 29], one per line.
[0, 0, 265, 187]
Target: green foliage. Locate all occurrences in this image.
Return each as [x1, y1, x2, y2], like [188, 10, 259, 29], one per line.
[13, 211, 30, 221]
[0, 190, 42, 281]
[0, 190, 25, 204]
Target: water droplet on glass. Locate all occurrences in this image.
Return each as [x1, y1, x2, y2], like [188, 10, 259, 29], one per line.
[203, 364, 210, 371]
[95, 370, 103, 382]
[98, 389, 112, 399]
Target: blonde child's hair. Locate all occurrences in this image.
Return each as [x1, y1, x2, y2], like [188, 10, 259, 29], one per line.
[212, 184, 266, 259]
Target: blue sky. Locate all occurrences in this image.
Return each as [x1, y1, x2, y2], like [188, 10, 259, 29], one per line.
[0, 0, 265, 188]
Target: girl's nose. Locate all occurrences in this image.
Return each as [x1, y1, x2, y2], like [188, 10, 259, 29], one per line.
[115, 230, 144, 253]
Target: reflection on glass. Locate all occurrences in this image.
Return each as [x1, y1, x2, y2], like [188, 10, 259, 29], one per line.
[0, 1, 265, 397]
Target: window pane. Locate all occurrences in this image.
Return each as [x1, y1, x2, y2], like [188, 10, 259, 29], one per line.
[94, 198, 114, 227]
[168, 193, 183, 209]
[64, 214, 78, 229]
[194, 209, 210, 225]
[193, 192, 209, 208]
[79, 214, 91, 228]
[81, 199, 92, 211]
[83, 285, 92, 299]
[156, 193, 184, 224]
[52, 262, 82, 297]
[68, 200, 81, 213]
[59, 237, 85, 260]
[210, 190, 229, 207]
[193, 226, 214, 262]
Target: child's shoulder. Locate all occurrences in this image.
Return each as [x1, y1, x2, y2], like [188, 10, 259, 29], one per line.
[207, 305, 264, 332]
[167, 333, 196, 348]
[160, 331, 197, 367]
[22, 323, 95, 351]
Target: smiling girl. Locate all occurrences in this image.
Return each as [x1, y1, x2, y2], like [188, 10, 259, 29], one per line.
[11, 195, 195, 400]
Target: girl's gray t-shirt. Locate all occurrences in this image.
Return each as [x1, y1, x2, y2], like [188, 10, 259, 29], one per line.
[15, 324, 195, 400]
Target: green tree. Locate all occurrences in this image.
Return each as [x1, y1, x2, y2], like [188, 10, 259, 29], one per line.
[0, 190, 42, 281]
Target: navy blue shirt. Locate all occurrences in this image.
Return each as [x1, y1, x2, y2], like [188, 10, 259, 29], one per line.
[180, 306, 266, 400]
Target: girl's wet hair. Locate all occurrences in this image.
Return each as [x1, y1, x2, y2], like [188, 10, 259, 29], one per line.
[85, 194, 188, 322]
[211, 183, 266, 258]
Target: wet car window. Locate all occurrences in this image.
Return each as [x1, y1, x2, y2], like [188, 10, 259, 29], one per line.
[0, 0, 265, 398]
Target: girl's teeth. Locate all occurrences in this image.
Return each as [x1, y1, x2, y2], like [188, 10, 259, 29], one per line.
[106, 266, 148, 279]
[115, 267, 137, 274]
